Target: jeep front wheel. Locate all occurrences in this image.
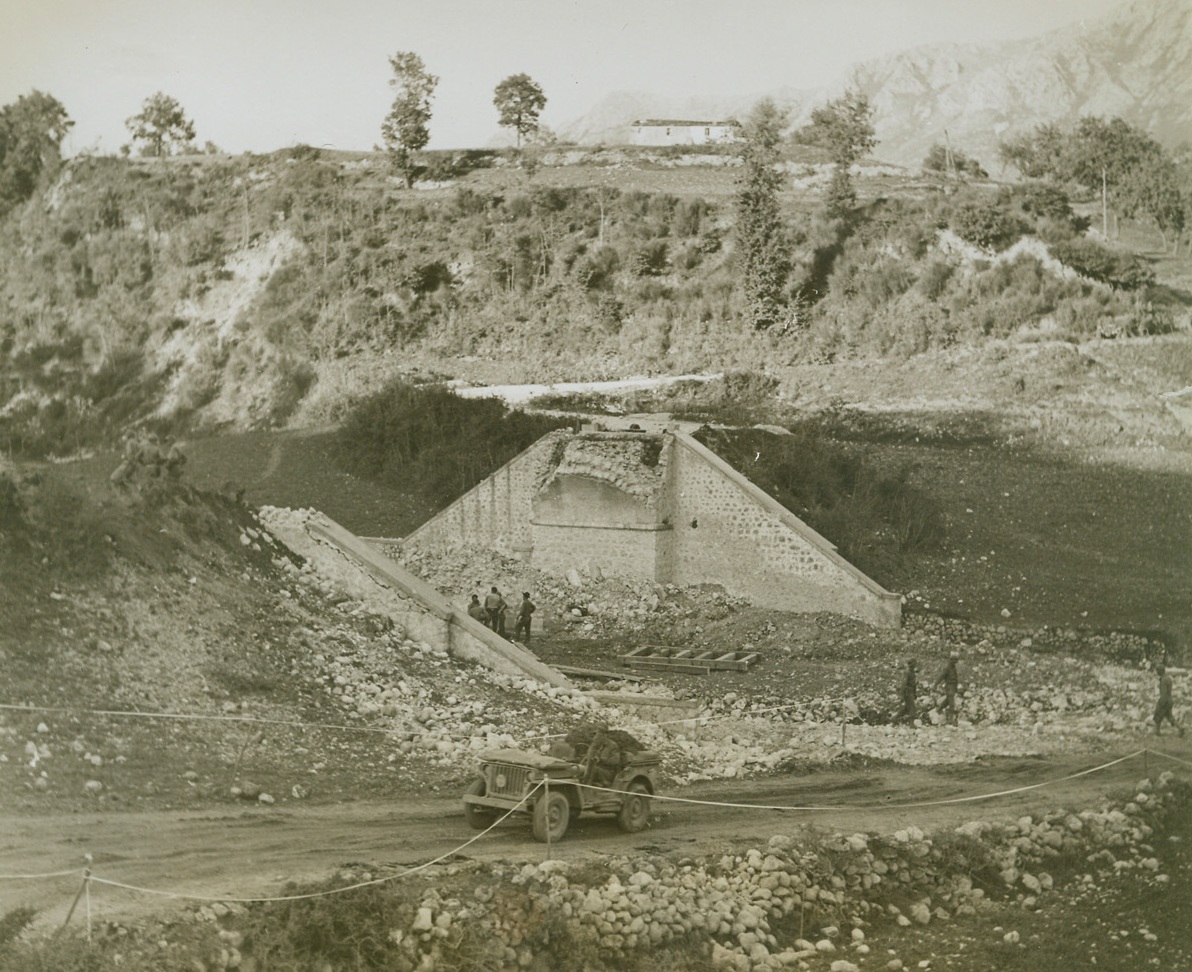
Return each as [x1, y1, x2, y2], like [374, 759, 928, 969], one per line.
[463, 778, 493, 830]
[616, 781, 651, 833]
[532, 791, 570, 843]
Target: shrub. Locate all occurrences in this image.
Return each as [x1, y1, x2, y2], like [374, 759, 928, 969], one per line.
[334, 381, 573, 507]
[268, 355, 317, 426]
[948, 196, 1026, 251]
[574, 246, 620, 291]
[915, 257, 955, 300]
[1049, 238, 1155, 290]
[922, 143, 987, 178]
[629, 240, 669, 277]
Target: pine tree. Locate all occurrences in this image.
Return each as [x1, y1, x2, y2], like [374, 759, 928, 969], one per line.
[735, 99, 790, 331]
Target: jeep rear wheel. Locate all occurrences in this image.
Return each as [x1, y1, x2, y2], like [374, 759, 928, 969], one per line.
[532, 791, 570, 843]
[463, 778, 493, 830]
[616, 781, 651, 833]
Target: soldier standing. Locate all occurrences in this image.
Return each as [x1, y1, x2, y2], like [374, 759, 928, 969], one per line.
[1153, 665, 1184, 736]
[467, 594, 486, 623]
[484, 587, 506, 632]
[513, 592, 536, 644]
[899, 660, 918, 725]
[934, 652, 960, 726]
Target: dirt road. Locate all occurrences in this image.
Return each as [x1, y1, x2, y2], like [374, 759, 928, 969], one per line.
[4, 744, 1186, 928]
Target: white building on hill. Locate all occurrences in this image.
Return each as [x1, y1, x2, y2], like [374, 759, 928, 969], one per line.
[630, 119, 742, 146]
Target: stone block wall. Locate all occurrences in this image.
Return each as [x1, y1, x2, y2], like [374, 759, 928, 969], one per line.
[666, 435, 901, 626]
[532, 521, 671, 581]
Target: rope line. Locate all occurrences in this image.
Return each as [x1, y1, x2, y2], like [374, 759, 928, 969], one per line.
[570, 749, 1149, 812]
[87, 783, 546, 904]
[6, 750, 1187, 905]
[1150, 748, 1192, 770]
[0, 702, 402, 737]
[0, 868, 81, 880]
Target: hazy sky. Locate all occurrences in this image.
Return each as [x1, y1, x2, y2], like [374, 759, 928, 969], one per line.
[2, 0, 1128, 154]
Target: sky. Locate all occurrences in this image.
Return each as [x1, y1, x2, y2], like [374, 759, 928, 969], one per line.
[1, 0, 1129, 155]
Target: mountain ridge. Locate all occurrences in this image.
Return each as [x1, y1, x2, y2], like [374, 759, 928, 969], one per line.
[560, 0, 1192, 167]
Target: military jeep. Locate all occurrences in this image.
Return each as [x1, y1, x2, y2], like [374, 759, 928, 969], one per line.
[462, 729, 660, 842]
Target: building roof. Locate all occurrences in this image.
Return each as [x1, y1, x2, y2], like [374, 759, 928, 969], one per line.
[631, 119, 742, 128]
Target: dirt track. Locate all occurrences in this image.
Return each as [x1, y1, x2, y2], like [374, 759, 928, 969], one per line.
[4, 743, 1187, 928]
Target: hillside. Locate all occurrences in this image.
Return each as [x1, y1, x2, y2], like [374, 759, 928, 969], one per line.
[1, 145, 1186, 457]
[563, 0, 1192, 168]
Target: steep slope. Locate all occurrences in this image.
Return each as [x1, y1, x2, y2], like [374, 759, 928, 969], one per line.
[0, 469, 603, 814]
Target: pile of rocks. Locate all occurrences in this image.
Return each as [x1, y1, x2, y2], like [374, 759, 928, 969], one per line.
[394, 541, 750, 637]
[247, 770, 1186, 972]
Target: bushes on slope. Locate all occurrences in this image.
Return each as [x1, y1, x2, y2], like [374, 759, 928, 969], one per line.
[334, 380, 573, 507]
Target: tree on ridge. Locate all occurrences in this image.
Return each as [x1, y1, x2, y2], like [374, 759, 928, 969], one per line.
[382, 51, 439, 188]
[493, 73, 547, 149]
[125, 92, 196, 157]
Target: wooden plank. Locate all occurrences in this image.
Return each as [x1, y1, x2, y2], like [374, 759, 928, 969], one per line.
[625, 658, 711, 675]
[706, 651, 761, 671]
[555, 664, 642, 683]
[617, 644, 762, 675]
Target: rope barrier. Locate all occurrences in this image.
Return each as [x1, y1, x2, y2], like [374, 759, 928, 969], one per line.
[0, 693, 852, 751]
[0, 868, 81, 880]
[7, 748, 1188, 908]
[85, 783, 545, 905]
[1150, 748, 1192, 770]
[570, 749, 1150, 812]
[0, 702, 403, 737]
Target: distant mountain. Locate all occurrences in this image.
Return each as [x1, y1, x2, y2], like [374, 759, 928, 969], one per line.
[561, 0, 1192, 170]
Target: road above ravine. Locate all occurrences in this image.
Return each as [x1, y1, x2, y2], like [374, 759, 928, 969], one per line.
[4, 743, 1186, 927]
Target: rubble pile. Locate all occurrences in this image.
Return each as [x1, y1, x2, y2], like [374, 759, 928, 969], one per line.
[253, 509, 1169, 784]
[392, 541, 751, 637]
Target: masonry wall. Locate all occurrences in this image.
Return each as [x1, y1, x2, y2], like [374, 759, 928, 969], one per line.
[666, 435, 901, 627]
[405, 430, 569, 558]
[529, 435, 672, 581]
[532, 521, 671, 581]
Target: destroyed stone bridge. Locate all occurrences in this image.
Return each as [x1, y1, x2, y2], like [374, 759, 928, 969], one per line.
[405, 429, 901, 628]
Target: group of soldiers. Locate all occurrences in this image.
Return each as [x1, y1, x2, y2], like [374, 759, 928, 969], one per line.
[898, 653, 960, 726]
[109, 430, 186, 490]
[467, 588, 536, 643]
